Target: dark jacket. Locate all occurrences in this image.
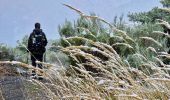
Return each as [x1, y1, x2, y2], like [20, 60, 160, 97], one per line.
[27, 29, 47, 54]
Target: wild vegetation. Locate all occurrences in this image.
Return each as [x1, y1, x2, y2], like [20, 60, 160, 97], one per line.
[1, 0, 170, 99]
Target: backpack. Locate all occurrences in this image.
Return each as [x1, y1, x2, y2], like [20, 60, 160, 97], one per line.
[31, 32, 46, 53]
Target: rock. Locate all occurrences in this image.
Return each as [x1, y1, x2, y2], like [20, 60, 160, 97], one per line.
[0, 63, 51, 100]
[0, 64, 25, 100]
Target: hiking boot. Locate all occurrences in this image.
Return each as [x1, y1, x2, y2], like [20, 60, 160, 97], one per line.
[30, 75, 37, 79]
[32, 70, 36, 76]
[37, 74, 43, 80]
[32, 73, 36, 76]
[31, 70, 37, 79]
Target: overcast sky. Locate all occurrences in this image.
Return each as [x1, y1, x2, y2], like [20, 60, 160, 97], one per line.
[0, 0, 161, 46]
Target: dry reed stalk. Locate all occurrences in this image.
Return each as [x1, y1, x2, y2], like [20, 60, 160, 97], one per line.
[152, 57, 165, 67]
[159, 8, 170, 13]
[76, 27, 96, 38]
[62, 45, 111, 61]
[114, 29, 135, 43]
[72, 65, 95, 80]
[32, 79, 59, 100]
[0, 61, 46, 76]
[145, 78, 170, 82]
[63, 43, 138, 87]
[150, 73, 170, 78]
[161, 67, 170, 71]
[112, 43, 134, 50]
[60, 95, 101, 100]
[36, 61, 54, 68]
[63, 4, 113, 28]
[157, 55, 167, 59]
[63, 46, 136, 86]
[22, 4, 170, 99]
[152, 31, 170, 38]
[114, 94, 143, 100]
[98, 42, 119, 56]
[139, 37, 162, 47]
[146, 47, 157, 54]
[156, 19, 170, 29]
[128, 67, 148, 79]
[63, 3, 136, 42]
[61, 37, 72, 46]
[65, 37, 119, 58]
[132, 53, 147, 61]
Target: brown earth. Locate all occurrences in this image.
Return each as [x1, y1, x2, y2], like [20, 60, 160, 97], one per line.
[0, 64, 51, 100]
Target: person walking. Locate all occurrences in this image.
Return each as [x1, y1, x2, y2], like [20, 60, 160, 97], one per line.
[27, 22, 48, 78]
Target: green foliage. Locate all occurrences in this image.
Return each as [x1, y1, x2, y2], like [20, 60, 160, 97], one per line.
[160, 0, 170, 7]
[16, 35, 28, 52]
[128, 0, 170, 23]
[14, 35, 29, 63]
[113, 14, 126, 30]
[0, 44, 14, 60]
[128, 7, 170, 23]
[58, 20, 75, 37]
[58, 14, 108, 45]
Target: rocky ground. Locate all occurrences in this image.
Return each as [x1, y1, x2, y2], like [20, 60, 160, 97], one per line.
[0, 64, 51, 100]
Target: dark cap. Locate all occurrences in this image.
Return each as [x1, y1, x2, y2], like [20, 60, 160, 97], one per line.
[35, 22, 41, 29]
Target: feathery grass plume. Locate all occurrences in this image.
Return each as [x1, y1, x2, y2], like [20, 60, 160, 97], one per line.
[98, 42, 120, 58]
[76, 27, 96, 39]
[139, 63, 158, 75]
[112, 43, 134, 50]
[146, 47, 157, 55]
[156, 19, 170, 29]
[5, 3, 170, 100]
[109, 36, 125, 44]
[0, 61, 44, 73]
[36, 61, 54, 68]
[128, 67, 148, 80]
[62, 47, 119, 79]
[65, 36, 94, 46]
[159, 8, 170, 13]
[64, 37, 119, 58]
[132, 53, 147, 61]
[152, 57, 165, 67]
[139, 37, 162, 47]
[114, 29, 135, 44]
[60, 37, 71, 47]
[63, 4, 84, 16]
[145, 78, 170, 83]
[63, 4, 114, 28]
[114, 94, 143, 100]
[112, 42, 135, 57]
[152, 31, 170, 38]
[0, 5, 168, 100]
[158, 54, 170, 60]
[63, 3, 136, 49]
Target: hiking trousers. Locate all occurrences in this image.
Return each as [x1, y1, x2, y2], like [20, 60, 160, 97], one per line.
[31, 53, 43, 69]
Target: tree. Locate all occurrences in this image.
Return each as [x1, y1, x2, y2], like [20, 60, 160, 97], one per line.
[160, 0, 170, 7]
[58, 14, 109, 44]
[58, 20, 75, 37]
[128, 0, 170, 23]
[14, 35, 29, 62]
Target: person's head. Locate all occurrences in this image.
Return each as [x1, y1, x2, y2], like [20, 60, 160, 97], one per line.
[35, 22, 41, 29]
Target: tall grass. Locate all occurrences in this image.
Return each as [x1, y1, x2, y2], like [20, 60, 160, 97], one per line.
[1, 4, 170, 100]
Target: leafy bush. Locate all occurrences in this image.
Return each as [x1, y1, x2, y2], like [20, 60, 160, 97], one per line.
[0, 44, 14, 60]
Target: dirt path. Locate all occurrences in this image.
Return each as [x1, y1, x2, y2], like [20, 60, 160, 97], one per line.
[0, 64, 26, 100]
[0, 76, 26, 100]
[0, 63, 51, 100]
